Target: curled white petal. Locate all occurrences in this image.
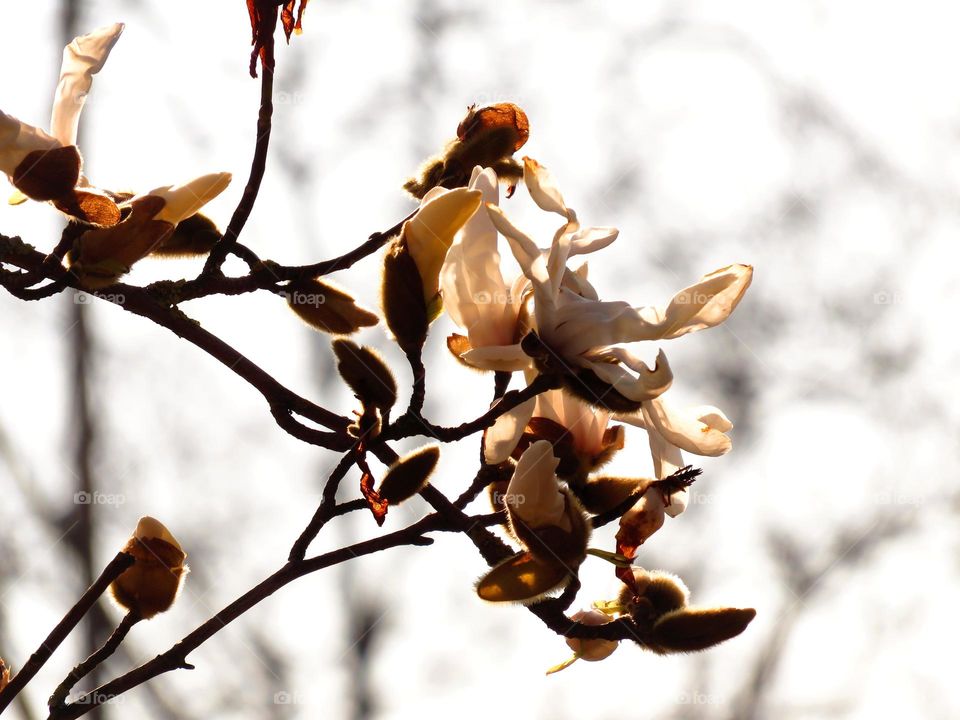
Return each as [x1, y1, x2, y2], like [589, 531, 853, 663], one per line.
[460, 343, 532, 372]
[134, 515, 182, 551]
[523, 157, 569, 218]
[50, 23, 125, 146]
[642, 397, 733, 457]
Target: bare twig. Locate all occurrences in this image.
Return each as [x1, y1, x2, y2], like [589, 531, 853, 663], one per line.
[0, 552, 134, 713]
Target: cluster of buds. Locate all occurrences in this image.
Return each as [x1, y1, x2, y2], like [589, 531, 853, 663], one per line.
[1, 23, 232, 288]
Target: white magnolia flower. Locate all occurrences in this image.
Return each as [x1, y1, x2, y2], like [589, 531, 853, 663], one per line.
[2, 23, 124, 218]
[464, 159, 751, 408]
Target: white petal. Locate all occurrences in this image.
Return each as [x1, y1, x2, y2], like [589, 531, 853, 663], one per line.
[0, 111, 61, 177]
[506, 440, 567, 529]
[50, 23, 124, 146]
[484, 396, 536, 464]
[460, 343, 531, 372]
[583, 348, 673, 402]
[664, 489, 688, 518]
[568, 226, 618, 257]
[148, 172, 232, 225]
[643, 397, 733, 456]
[523, 157, 569, 218]
[439, 168, 515, 346]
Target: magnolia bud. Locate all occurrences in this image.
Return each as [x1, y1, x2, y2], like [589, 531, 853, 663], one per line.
[404, 103, 530, 199]
[618, 568, 689, 623]
[110, 516, 187, 619]
[577, 475, 647, 515]
[649, 607, 757, 655]
[381, 239, 429, 352]
[332, 339, 397, 412]
[287, 279, 379, 335]
[377, 444, 440, 504]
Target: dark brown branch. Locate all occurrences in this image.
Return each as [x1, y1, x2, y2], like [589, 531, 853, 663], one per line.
[0, 552, 134, 713]
[288, 447, 360, 561]
[202, 55, 275, 277]
[48, 612, 142, 711]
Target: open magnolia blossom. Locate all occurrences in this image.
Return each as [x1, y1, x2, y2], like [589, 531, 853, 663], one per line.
[1, 23, 124, 224]
[69, 173, 232, 288]
[458, 157, 751, 416]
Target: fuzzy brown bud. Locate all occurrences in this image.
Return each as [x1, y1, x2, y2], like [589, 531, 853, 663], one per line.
[381, 238, 429, 352]
[287, 278, 379, 335]
[332, 339, 397, 412]
[377, 444, 440, 504]
[150, 212, 221, 257]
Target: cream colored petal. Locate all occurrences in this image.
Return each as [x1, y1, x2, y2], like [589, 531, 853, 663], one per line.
[439, 168, 514, 346]
[460, 343, 532, 372]
[484, 396, 536, 464]
[407, 187, 482, 301]
[582, 348, 673, 402]
[148, 172, 232, 225]
[50, 23, 124, 146]
[134, 515, 182, 551]
[506, 440, 566, 528]
[486, 204, 546, 286]
[568, 226, 618, 257]
[523, 157, 569, 218]
[0, 111, 62, 177]
[644, 397, 733, 457]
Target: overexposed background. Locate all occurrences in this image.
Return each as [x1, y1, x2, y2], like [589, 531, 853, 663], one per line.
[1, 2, 958, 719]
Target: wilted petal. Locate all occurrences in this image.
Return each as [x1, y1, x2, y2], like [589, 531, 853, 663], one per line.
[506, 440, 567, 529]
[407, 187, 482, 301]
[148, 173, 232, 225]
[523, 157, 569, 218]
[484, 396, 536, 464]
[50, 23, 125, 146]
[643, 397, 733, 456]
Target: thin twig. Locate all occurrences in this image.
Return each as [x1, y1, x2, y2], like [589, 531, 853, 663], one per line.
[0, 552, 134, 713]
[48, 612, 142, 711]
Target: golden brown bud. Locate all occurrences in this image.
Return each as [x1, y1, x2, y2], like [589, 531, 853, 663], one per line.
[332, 339, 397, 412]
[456, 103, 529, 151]
[110, 516, 187, 619]
[618, 568, 689, 624]
[287, 278, 379, 335]
[377, 444, 440, 504]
